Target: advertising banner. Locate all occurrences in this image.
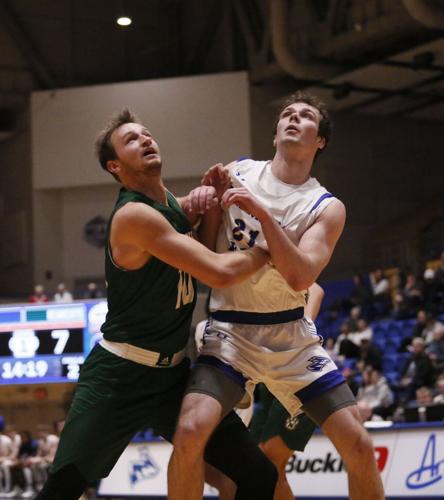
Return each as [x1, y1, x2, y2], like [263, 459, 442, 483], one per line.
[98, 425, 444, 498]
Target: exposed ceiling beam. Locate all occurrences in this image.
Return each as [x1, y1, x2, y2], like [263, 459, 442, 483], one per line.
[0, 0, 56, 89]
[340, 72, 444, 112]
[381, 59, 444, 73]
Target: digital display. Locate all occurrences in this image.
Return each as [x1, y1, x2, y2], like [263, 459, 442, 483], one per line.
[0, 301, 108, 384]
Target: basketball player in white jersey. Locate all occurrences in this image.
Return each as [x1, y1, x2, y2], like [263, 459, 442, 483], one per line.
[168, 92, 384, 500]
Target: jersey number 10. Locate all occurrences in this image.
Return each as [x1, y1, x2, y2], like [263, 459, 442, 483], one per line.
[176, 270, 195, 309]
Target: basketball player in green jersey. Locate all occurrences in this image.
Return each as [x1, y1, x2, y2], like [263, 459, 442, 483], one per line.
[35, 109, 277, 500]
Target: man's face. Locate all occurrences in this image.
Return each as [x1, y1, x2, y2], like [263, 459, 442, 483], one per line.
[107, 122, 162, 180]
[412, 339, 424, 354]
[274, 102, 325, 154]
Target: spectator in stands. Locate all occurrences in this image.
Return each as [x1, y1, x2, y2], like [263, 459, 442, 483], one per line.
[393, 273, 424, 319]
[423, 268, 440, 313]
[398, 309, 427, 352]
[351, 318, 373, 346]
[433, 374, 444, 404]
[426, 324, 444, 370]
[334, 321, 360, 359]
[27, 425, 59, 492]
[350, 274, 373, 316]
[83, 282, 102, 299]
[53, 283, 73, 303]
[413, 386, 434, 407]
[422, 314, 444, 345]
[28, 285, 48, 303]
[370, 269, 391, 317]
[356, 401, 383, 422]
[403, 273, 424, 314]
[399, 338, 435, 400]
[0, 417, 17, 496]
[347, 305, 362, 332]
[357, 338, 382, 371]
[412, 309, 428, 339]
[356, 367, 394, 419]
[8, 430, 38, 498]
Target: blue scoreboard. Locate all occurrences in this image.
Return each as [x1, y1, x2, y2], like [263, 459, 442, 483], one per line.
[0, 300, 108, 384]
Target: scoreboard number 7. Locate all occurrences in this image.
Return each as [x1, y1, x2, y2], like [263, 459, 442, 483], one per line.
[51, 329, 70, 354]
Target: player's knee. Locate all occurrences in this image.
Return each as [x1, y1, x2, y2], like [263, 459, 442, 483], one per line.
[343, 428, 375, 469]
[173, 419, 210, 453]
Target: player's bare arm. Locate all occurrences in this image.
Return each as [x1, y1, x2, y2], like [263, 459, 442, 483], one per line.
[190, 162, 233, 250]
[110, 201, 269, 288]
[222, 187, 345, 290]
[306, 283, 325, 320]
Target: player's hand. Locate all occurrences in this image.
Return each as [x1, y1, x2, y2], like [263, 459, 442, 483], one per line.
[183, 185, 219, 216]
[201, 163, 231, 198]
[221, 187, 269, 221]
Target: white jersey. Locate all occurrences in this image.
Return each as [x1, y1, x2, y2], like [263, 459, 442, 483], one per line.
[210, 159, 336, 313]
[0, 434, 14, 458]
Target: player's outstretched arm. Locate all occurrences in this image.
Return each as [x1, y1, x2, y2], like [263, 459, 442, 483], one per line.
[111, 202, 268, 288]
[222, 188, 345, 291]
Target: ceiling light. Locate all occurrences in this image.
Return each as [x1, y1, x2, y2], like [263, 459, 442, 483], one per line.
[117, 16, 132, 27]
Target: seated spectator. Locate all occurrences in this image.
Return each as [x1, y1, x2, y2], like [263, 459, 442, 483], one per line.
[334, 322, 360, 359]
[403, 273, 424, 314]
[398, 309, 428, 352]
[393, 272, 424, 319]
[433, 374, 444, 404]
[350, 274, 373, 315]
[0, 418, 17, 496]
[423, 268, 440, 312]
[28, 285, 48, 303]
[8, 430, 38, 498]
[356, 367, 394, 419]
[83, 281, 102, 299]
[426, 324, 444, 370]
[422, 314, 444, 345]
[357, 338, 382, 371]
[347, 305, 362, 332]
[350, 318, 373, 346]
[53, 283, 73, 303]
[370, 269, 391, 317]
[356, 400, 383, 422]
[412, 309, 429, 338]
[399, 337, 436, 400]
[410, 386, 434, 407]
[27, 424, 59, 492]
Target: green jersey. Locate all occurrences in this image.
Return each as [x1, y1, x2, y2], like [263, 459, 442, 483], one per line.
[101, 188, 196, 353]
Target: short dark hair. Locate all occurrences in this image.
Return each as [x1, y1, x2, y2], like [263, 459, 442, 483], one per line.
[95, 108, 140, 180]
[274, 91, 332, 158]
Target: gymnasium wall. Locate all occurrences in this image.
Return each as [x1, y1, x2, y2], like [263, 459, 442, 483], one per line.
[0, 109, 34, 296]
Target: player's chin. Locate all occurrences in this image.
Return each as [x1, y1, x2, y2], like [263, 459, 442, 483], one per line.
[146, 163, 162, 175]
